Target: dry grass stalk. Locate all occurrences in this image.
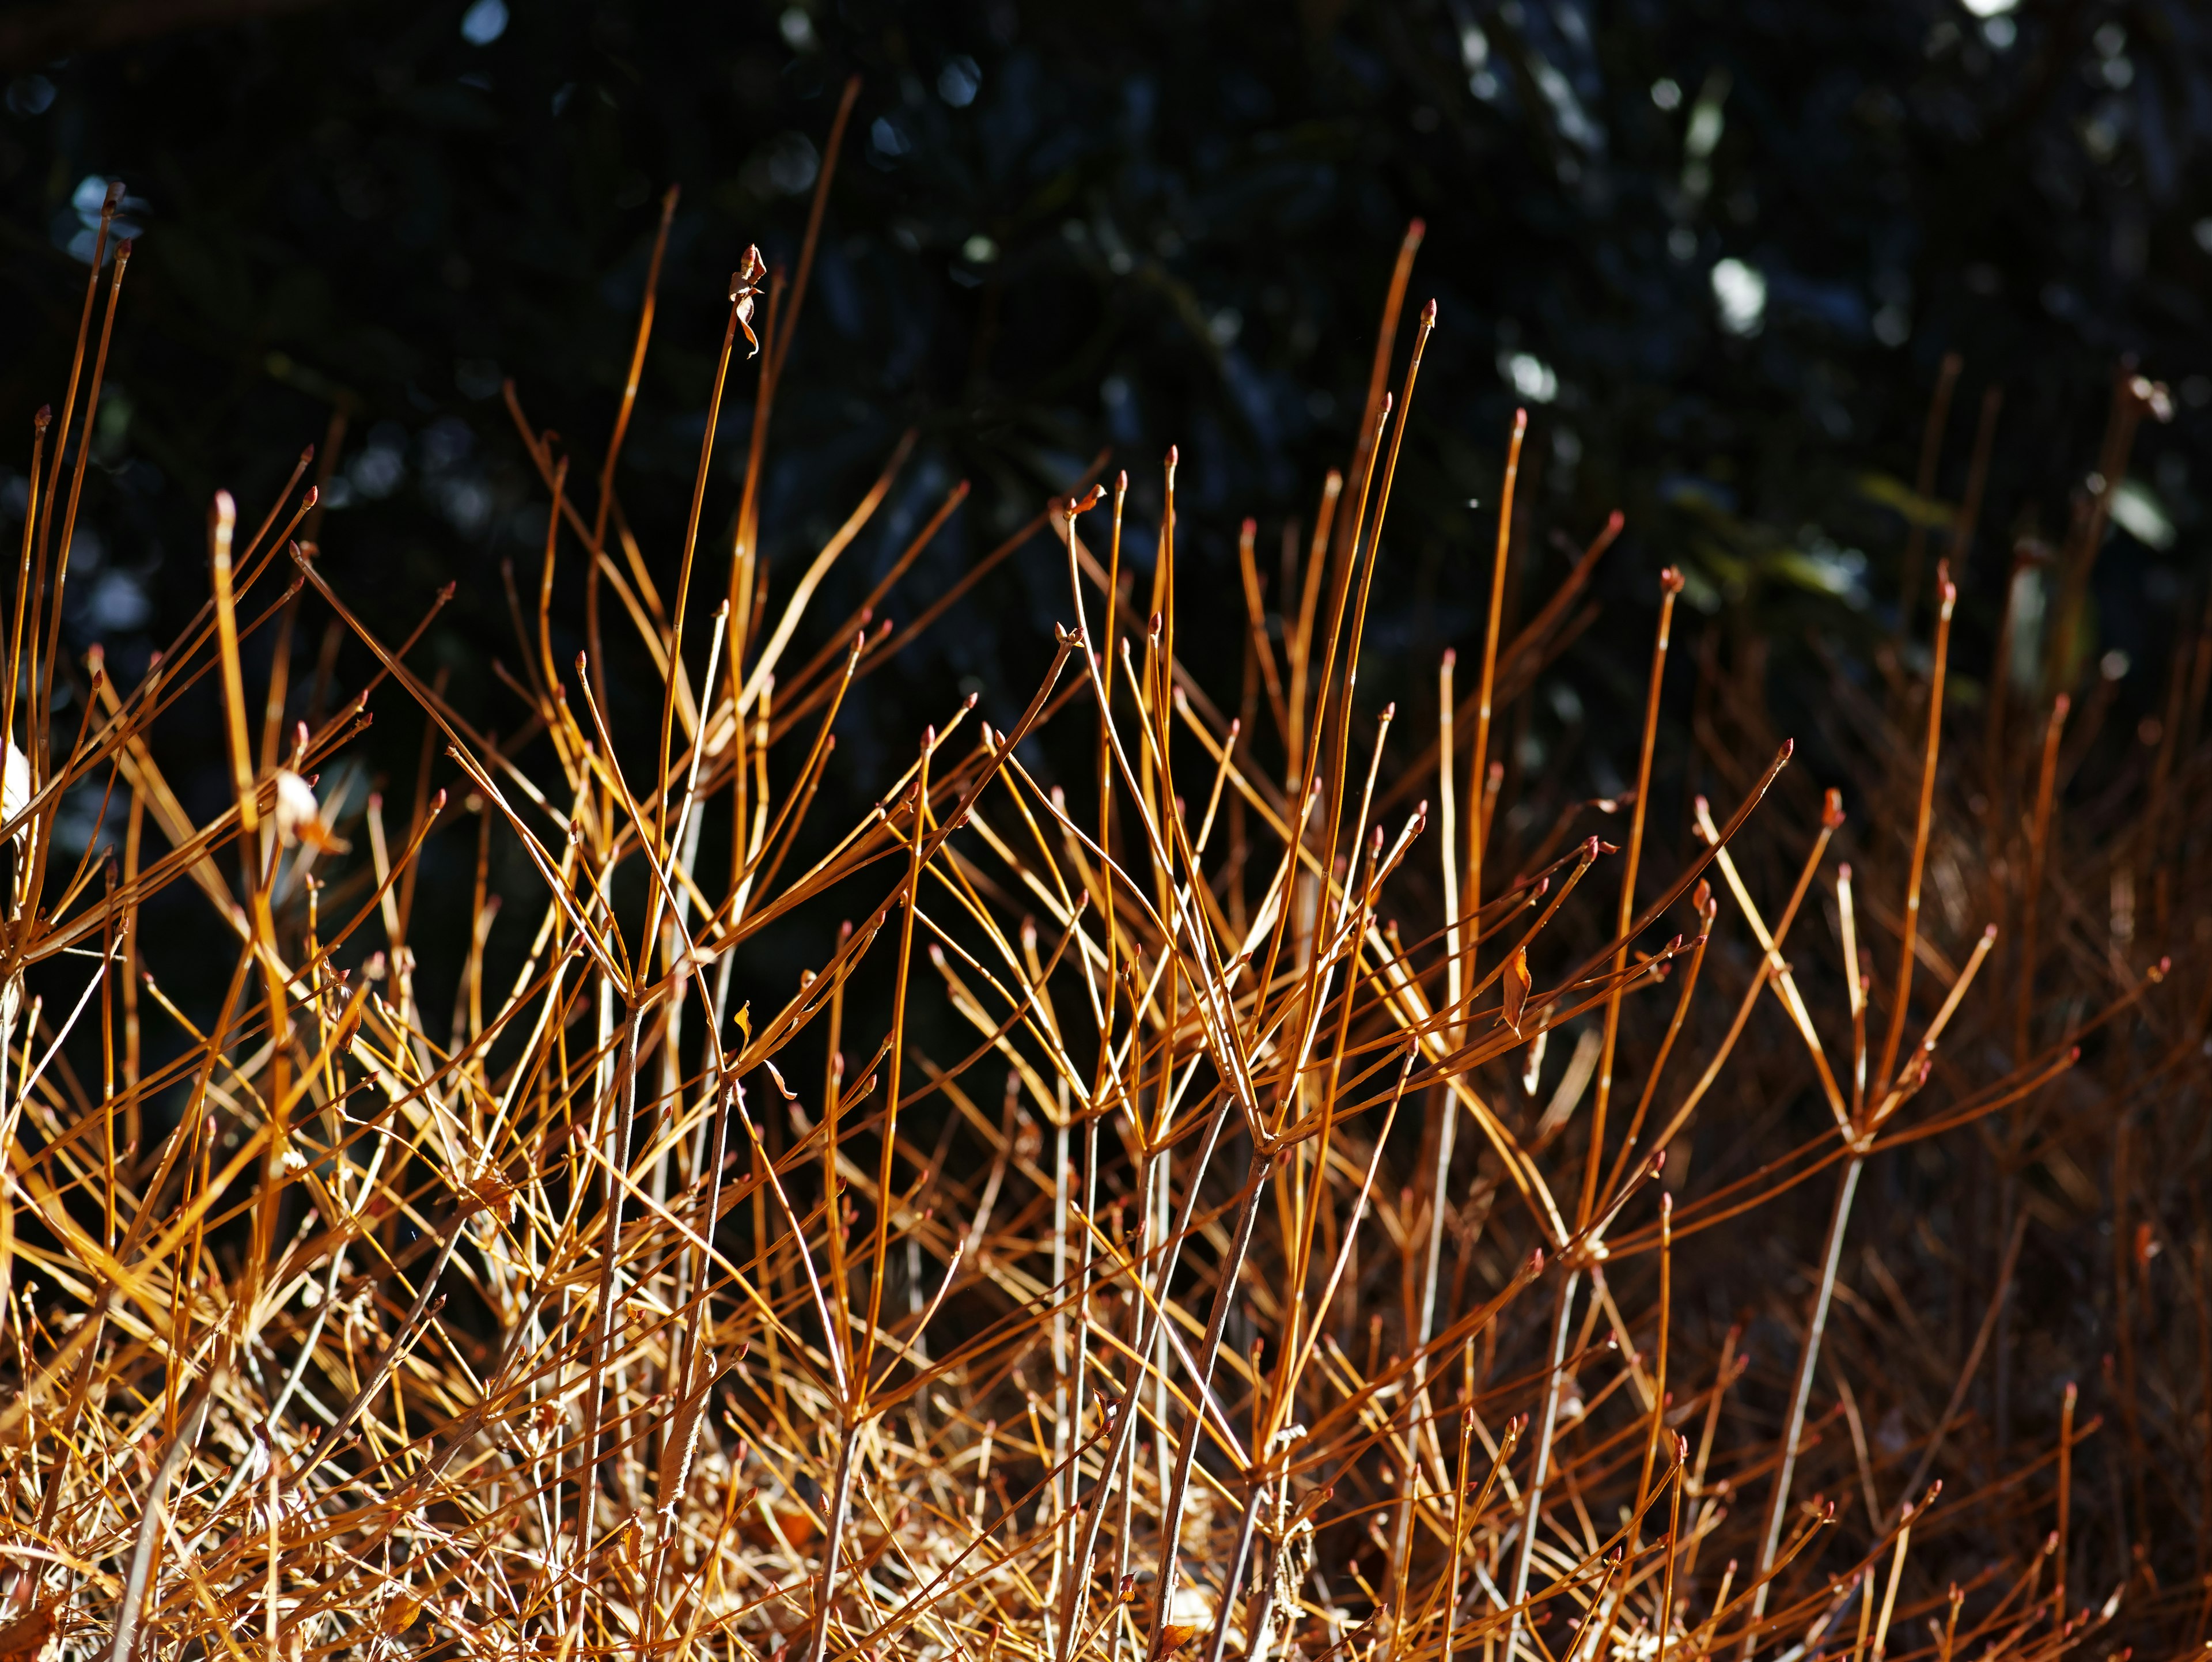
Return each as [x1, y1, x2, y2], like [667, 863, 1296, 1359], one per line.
[0, 116, 2199, 1662]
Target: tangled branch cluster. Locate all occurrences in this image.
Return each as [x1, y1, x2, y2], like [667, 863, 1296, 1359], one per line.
[0, 121, 2203, 1662]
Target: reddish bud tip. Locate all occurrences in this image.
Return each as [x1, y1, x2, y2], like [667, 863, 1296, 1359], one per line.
[1421, 297, 1438, 325]
[1660, 566, 1685, 593]
[1164, 444, 1179, 467]
[33, 405, 51, 430]
[1442, 646, 1456, 667]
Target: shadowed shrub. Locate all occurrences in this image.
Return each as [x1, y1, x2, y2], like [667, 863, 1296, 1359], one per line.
[0, 113, 2204, 1662]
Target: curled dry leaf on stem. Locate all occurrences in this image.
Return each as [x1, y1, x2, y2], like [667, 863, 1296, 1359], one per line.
[271, 770, 347, 853]
[1502, 945, 1533, 1034]
[0, 142, 2197, 1662]
[0, 1604, 56, 1662]
[733, 244, 767, 359]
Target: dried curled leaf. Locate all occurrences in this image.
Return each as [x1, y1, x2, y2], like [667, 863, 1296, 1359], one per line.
[732, 244, 767, 358]
[272, 769, 349, 853]
[0, 1604, 59, 1662]
[1502, 945, 1533, 1034]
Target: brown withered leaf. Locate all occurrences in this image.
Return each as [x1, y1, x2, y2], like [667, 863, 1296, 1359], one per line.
[1156, 1625, 1202, 1656]
[0, 1604, 56, 1662]
[1502, 945, 1532, 1034]
[272, 770, 350, 854]
[741, 1498, 820, 1551]
[732, 245, 767, 358]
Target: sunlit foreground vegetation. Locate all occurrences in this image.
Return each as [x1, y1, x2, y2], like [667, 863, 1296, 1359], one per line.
[0, 102, 2200, 1662]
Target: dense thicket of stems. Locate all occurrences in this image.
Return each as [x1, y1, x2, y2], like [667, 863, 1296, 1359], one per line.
[0, 134, 2200, 1662]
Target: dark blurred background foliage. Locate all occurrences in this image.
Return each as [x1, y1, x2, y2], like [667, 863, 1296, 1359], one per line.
[2, 0, 2208, 786]
[2, 0, 2212, 1631]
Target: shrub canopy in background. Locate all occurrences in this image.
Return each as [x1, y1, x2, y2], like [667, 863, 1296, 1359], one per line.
[0, 0, 2206, 776]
